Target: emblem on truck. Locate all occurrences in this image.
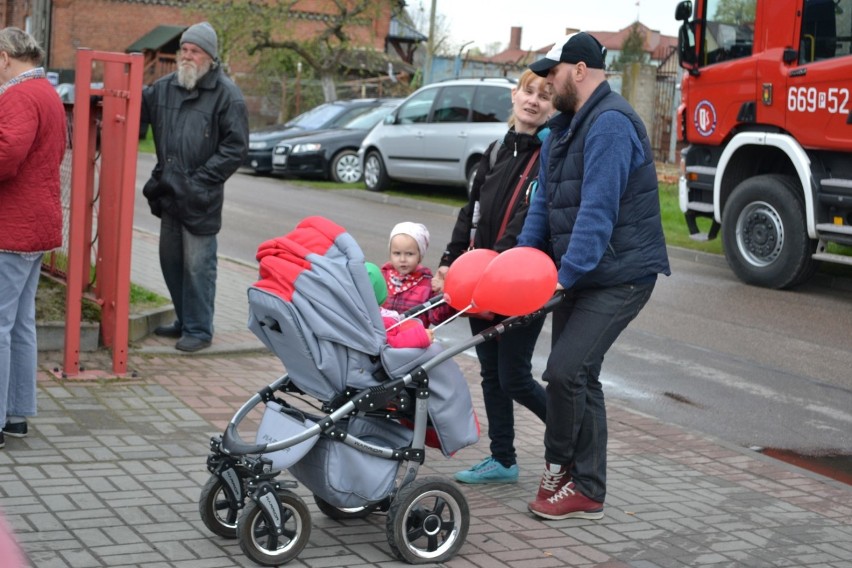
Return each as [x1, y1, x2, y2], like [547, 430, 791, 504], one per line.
[693, 100, 717, 137]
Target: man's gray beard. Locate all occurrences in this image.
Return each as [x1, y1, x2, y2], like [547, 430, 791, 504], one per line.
[177, 61, 210, 90]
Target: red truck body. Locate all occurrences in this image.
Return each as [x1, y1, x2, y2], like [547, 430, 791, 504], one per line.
[675, 0, 852, 288]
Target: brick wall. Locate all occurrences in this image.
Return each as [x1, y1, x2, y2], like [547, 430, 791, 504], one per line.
[50, 0, 187, 70]
[48, 0, 392, 73]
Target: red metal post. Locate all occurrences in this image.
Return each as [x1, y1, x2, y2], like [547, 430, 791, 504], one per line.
[63, 49, 95, 376]
[63, 50, 143, 377]
[95, 53, 144, 374]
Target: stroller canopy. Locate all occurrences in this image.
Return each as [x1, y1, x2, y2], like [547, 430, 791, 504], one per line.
[249, 217, 387, 399]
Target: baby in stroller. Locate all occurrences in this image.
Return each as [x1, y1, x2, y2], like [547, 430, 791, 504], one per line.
[200, 216, 480, 566]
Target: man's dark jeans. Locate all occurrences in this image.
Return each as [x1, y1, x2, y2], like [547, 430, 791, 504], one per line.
[159, 212, 218, 342]
[470, 314, 547, 467]
[543, 281, 656, 502]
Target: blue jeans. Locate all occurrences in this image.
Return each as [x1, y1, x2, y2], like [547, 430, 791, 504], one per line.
[470, 314, 546, 467]
[159, 213, 218, 341]
[543, 281, 656, 502]
[0, 252, 42, 424]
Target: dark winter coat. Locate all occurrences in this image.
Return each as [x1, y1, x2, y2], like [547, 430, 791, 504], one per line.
[439, 126, 547, 267]
[141, 65, 248, 235]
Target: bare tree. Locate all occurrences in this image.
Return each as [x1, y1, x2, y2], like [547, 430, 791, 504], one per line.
[196, 0, 396, 102]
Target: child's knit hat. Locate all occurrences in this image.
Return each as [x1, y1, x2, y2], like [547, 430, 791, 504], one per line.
[389, 222, 430, 258]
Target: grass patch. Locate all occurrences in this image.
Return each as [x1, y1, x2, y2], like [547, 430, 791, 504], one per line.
[36, 276, 169, 323]
[658, 182, 722, 254]
[138, 125, 155, 154]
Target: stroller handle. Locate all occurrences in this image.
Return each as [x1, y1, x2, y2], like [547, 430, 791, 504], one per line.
[415, 291, 565, 374]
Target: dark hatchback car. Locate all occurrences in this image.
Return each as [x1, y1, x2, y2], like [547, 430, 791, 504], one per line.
[243, 98, 388, 175]
[271, 99, 401, 183]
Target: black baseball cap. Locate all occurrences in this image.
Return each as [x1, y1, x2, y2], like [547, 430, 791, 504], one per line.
[529, 32, 607, 76]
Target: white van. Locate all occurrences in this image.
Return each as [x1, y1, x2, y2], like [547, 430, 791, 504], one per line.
[358, 78, 515, 194]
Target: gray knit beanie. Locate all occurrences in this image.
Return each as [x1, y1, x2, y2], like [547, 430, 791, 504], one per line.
[181, 22, 218, 60]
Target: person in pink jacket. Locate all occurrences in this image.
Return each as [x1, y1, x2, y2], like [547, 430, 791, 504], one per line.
[0, 27, 66, 450]
[366, 262, 433, 348]
[380, 222, 453, 328]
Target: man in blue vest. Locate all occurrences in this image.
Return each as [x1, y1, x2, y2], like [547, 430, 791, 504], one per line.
[517, 32, 670, 520]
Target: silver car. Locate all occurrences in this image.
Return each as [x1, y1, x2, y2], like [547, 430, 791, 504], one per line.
[358, 78, 515, 194]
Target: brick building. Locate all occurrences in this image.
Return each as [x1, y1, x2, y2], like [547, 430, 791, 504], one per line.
[3, 1, 423, 124]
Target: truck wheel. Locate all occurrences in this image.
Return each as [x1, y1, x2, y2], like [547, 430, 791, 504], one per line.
[364, 151, 389, 192]
[721, 174, 818, 289]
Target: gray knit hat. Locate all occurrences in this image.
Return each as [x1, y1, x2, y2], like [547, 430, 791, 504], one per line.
[181, 22, 218, 60]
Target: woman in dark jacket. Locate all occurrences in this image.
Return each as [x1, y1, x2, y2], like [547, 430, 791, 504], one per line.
[432, 69, 554, 484]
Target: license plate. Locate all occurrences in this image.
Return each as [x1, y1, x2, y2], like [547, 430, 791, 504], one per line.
[272, 155, 287, 166]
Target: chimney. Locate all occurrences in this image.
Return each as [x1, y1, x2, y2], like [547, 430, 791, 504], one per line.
[510, 27, 522, 50]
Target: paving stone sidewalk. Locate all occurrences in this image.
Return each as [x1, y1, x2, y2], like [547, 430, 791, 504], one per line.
[1, 228, 850, 567]
[1, 345, 850, 568]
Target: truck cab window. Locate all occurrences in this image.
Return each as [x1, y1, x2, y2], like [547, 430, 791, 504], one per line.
[701, 0, 756, 65]
[800, 0, 852, 63]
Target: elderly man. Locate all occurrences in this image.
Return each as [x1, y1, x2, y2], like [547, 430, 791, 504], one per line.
[141, 22, 249, 352]
[517, 32, 670, 520]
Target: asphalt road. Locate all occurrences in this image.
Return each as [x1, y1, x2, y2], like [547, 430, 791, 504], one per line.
[134, 154, 852, 459]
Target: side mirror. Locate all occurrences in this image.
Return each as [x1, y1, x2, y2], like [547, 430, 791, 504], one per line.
[384, 114, 396, 125]
[675, 0, 693, 22]
[783, 48, 798, 64]
[678, 22, 698, 72]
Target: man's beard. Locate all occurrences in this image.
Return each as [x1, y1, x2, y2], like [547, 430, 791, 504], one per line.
[553, 79, 578, 114]
[177, 60, 210, 90]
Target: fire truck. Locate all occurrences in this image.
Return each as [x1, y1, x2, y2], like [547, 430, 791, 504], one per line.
[674, 0, 852, 288]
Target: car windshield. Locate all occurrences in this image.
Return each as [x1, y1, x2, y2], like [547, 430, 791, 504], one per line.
[341, 103, 399, 130]
[288, 103, 347, 129]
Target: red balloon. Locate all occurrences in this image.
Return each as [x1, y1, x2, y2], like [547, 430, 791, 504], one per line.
[443, 249, 498, 311]
[472, 247, 557, 316]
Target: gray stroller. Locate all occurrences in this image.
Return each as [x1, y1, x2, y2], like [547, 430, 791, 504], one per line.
[198, 216, 558, 566]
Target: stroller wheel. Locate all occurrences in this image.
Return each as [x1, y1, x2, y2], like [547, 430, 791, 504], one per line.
[199, 475, 240, 539]
[386, 476, 469, 564]
[238, 490, 311, 566]
[313, 494, 383, 520]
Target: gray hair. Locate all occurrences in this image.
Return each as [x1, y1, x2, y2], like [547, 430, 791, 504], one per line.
[0, 27, 45, 66]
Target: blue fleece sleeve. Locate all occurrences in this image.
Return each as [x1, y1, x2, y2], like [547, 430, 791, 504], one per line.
[516, 134, 551, 249]
[558, 111, 645, 289]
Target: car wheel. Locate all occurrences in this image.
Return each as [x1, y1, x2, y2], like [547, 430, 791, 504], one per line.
[331, 150, 362, 184]
[364, 151, 390, 192]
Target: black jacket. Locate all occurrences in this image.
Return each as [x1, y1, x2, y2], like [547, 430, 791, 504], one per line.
[440, 126, 548, 267]
[141, 65, 249, 235]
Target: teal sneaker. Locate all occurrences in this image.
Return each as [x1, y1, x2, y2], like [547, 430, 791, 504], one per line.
[454, 457, 518, 484]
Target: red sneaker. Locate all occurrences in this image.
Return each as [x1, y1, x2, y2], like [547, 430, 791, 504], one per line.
[528, 481, 604, 520]
[535, 462, 570, 501]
